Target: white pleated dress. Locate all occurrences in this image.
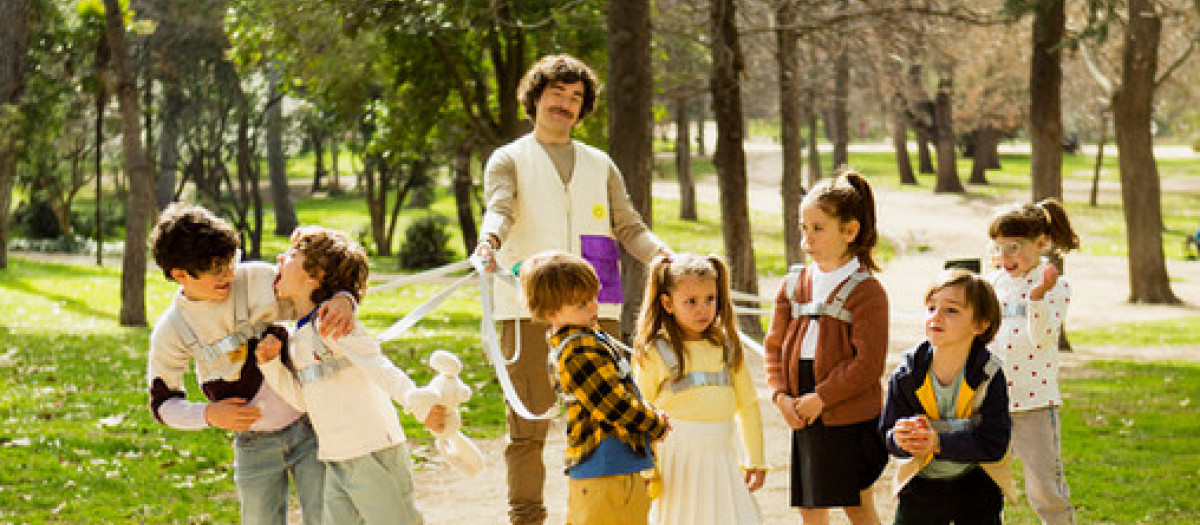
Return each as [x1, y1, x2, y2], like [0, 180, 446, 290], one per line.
[651, 419, 762, 525]
[633, 338, 765, 525]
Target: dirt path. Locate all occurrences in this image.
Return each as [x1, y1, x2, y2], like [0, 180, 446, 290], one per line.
[408, 146, 1199, 524]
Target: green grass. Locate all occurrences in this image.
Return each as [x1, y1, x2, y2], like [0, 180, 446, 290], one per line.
[1003, 361, 1200, 524]
[1071, 315, 1200, 347]
[0, 257, 505, 523]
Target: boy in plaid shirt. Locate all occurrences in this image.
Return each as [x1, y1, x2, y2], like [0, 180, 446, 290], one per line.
[520, 250, 670, 525]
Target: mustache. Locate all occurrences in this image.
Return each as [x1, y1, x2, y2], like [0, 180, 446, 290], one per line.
[548, 106, 575, 118]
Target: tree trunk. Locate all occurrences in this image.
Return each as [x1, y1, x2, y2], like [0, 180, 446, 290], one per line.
[711, 0, 761, 337]
[696, 101, 707, 157]
[267, 71, 298, 235]
[777, 0, 804, 266]
[452, 140, 478, 254]
[891, 92, 917, 185]
[608, 0, 655, 340]
[805, 112, 821, 188]
[330, 134, 342, 195]
[95, 83, 107, 265]
[1090, 108, 1108, 207]
[933, 70, 964, 193]
[1112, 0, 1178, 304]
[908, 65, 936, 174]
[1030, 0, 1065, 201]
[969, 125, 997, 184]
[104, 0, 155, 326]
[674, 96, 697, 220]
[0, 0, 30, 269]
[310, 129, 325, 192]
[236, 105, 263, 260]
[155, 81, 181, 210]
[830, 50, 850, 170]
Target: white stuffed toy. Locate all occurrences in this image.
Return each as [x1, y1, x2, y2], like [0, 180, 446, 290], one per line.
[405, 350, 485, 475]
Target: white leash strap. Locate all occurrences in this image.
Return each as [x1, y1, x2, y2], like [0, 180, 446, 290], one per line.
[368, 259, 474, 294]
[376, 272, 476, 343]
[738, 330, 766, 360]
[473, 257, 559, 421]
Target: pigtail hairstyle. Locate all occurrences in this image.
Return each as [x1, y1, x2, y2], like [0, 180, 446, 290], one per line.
[988, 198, 1079, 254]
[1037, 198, 1080, 253]
[634, 255, 687, 380]
[707, 254, 745, 372]
[634, 254, 744, 384]
[290, 226, 370, 305]
[804, 168, 880, 272]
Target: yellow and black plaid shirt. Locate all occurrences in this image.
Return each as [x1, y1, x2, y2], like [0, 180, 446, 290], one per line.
[548, 326, 669, 470]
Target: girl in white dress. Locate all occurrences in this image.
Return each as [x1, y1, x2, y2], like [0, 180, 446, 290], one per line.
[632, 253, 766, 525]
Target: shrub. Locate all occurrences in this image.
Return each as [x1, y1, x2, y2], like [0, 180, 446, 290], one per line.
[13, 199, 64, 239]
[396, 214, 455, 270]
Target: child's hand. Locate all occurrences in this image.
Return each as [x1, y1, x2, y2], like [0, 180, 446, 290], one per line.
[893, 416, 938, 456]
[204, 398, 262, 431]
[423, 404, 448, 434]
[1031, 262, 1059, 300]
[317, 293, 356, 339]
[794, 393, 825, 425]
[255, 334, 282, 363]
[744, 468, 767, 492]
[774, 394, 805, 429]
[654, 412, 672, 441]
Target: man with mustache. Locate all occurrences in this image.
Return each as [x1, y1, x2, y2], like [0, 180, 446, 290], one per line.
[474, 54, 670, 525]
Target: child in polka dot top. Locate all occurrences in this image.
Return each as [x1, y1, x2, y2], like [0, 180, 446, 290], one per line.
[984, 198, 1079, 525]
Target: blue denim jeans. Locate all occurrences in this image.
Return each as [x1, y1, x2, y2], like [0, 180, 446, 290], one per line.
[323, 443, 424, 525]
[234, 416, 324, 525]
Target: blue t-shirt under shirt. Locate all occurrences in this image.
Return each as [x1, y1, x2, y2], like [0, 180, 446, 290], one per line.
[567, 437, 655, 479]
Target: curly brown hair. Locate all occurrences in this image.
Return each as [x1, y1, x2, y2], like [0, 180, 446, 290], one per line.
[150, 203, 240, 281]
[517, 54, 600, 123]
[289, 226, 370, 305]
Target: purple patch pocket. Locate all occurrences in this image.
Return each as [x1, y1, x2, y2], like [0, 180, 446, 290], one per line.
[580, 235, 624, 304]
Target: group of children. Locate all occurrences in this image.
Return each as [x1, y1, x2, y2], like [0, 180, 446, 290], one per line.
[517, 170, 1079, 525]
[147, 166, 1079, 525]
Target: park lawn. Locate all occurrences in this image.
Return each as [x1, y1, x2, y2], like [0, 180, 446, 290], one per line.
[1004, 360, 1200, 524]
[3, 256, 1199, 522]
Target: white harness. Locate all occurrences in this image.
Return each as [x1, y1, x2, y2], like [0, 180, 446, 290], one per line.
[1001, 302, 1027, 319]
[783, 263, 872, 324]
[294, 320, 354, 385]
[651, 338, 732, 394]
[173, 275, 267, 375]
[551, 331, 634, 404]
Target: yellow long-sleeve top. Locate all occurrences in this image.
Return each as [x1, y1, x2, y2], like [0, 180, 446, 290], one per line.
[633, 338, 766, 469]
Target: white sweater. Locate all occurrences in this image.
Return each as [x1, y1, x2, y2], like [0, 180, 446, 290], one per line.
[986, 262, 1070, 412]
[148, 262, 300, 431]
[260, 318, 416, 461]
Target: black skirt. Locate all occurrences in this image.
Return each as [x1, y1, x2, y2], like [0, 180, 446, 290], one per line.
[789, 359, 888, 508]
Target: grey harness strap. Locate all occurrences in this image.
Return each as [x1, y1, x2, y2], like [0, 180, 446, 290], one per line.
[294, 320, 353, 384]
[551, 331, 632, 403]
[651, 338, 732, 394]
[176, 274, 264, 363]
[785, 264, 871, 324]
[927, 356, 1002, 433]
[1001, 302, 1027, 319]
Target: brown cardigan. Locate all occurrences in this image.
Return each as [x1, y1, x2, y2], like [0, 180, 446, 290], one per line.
[764, 266, 889, 426]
